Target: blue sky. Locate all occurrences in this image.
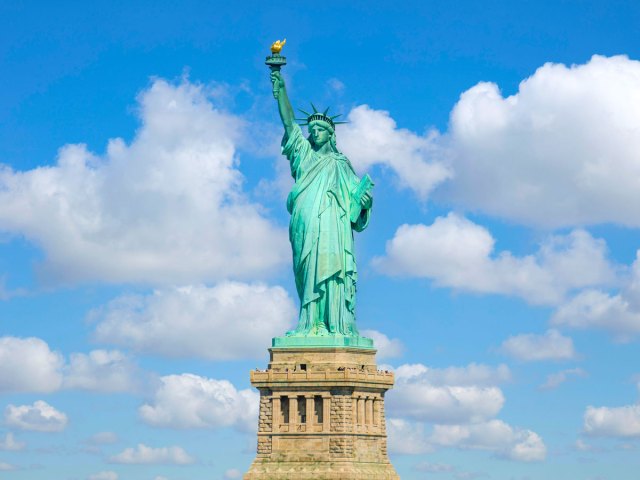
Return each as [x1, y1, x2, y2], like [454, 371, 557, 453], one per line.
[1, 1, 640, 479]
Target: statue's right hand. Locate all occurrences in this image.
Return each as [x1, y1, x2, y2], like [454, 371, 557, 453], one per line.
[270, 71, 285, 99]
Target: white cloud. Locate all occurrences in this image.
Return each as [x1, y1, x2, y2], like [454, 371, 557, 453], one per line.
[0, 337, 146, 395]
[430, 420, 546, 462]
[4, 400, 68, 432]
[93, 283, 295, 360]
[540, 368, 587, 390]
[553, 289, 640, 341]
[88, 471, 119, 480]
[385, 362, 544, 461]
[500, 329, 576, 361]
[506, 429, 547, 462]
[63, 349, 141, 392]
[388, 417, 545, 462]
[390, 382, 504, 424]
[374, 213, 614, 305]
[109, 443, 194, 465]
[442, 55, 640, 228]
[584, 404, 640, 438]
[394, 363, 511, 387]
[339, 105, 452, 199]
[0, 78, 287, 286]
[388, 363, 507, 423]
[139, 373, 258, 431]
[552, 253, 640, 340]
[0, 336, 63, 393]
[387, 418, 433, 455]
[0, 432, 25, 451]
[360, 330, 403, 359]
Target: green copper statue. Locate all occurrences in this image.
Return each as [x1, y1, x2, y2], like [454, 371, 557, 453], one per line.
[268, 43, 374, 348]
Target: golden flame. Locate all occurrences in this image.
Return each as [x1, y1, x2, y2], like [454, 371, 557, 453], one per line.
[270, 39, 286, 54]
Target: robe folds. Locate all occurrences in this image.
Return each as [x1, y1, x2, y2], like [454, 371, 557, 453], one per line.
[283, 125, 371, 336]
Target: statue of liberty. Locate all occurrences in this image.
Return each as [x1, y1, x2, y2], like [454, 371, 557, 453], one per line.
[270, 66, 374, 345]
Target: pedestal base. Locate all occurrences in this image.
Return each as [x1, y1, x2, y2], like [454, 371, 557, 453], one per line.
[272, 335, 374, 349]
[244, 347, 399, 480]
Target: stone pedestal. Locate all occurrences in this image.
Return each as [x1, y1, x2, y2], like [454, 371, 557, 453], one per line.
[244, 347, 399, 480]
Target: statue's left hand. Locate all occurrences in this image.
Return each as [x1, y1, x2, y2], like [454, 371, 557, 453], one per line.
[360, 191, 373, 209]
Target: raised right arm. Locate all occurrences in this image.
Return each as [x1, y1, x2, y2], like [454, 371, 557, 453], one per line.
[270, 70, 296, 139]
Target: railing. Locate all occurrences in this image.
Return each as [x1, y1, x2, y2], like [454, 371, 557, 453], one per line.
[250, 369, 394, 384]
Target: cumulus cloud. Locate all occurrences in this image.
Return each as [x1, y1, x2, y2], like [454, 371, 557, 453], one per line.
[552, 252, 640, 341]
[386, 362, 543, 461]
[553, 290, 640, 341]
[0, 336, 144, 394]
[339, 105, 452, 199]
[360, 330, 403, 359]
[584, 404, 640, 438]
[63, 350, 141, 392]
[110, 443, 194, 465]
[387, 363, 508, 423]
[388, 418, 545, 462]
[139, 373, 258, 431]
[441, 55, 640, 228]
[88, 472, 119, 480]
[374, 213, 614, 305]
[388, 382, 503, 424]
[0, 336, 63, 393]
[540, 368, 587, 390]
[4, 400, 68, 432]
[500, 329, 576, 361]
[394, 363, 511, 387]
[387, 418, 434, 454]
[430, 420, 546, 462]
[0, 432, 25, 451]
[0, 78, 287, 286]
[93, 282, 295, 360]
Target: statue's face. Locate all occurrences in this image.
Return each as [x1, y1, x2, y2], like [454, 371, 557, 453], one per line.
[310, 124, 331, 148]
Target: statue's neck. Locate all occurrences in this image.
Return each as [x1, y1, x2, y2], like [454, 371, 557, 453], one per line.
[313, 143, 333, 155]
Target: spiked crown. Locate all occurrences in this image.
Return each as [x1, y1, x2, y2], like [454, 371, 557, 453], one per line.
[296, 103, 347, 131]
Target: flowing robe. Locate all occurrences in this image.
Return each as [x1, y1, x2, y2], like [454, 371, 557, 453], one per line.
[283, 125, 371, 336]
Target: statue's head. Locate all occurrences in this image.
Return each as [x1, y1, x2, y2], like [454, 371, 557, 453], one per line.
[298, 104, 345, 152]
[308, 120, 335, 150]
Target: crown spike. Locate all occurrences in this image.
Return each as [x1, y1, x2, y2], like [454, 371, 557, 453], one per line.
[296, 104, 346, 129]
